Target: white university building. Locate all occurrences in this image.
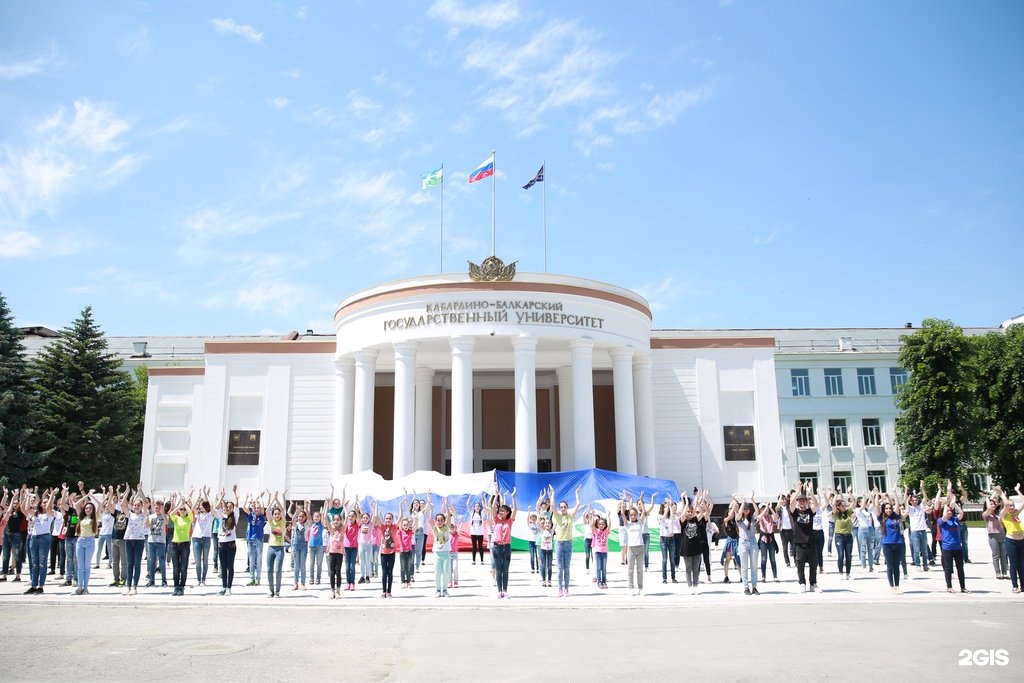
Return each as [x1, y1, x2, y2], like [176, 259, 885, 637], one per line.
[21, 263, 1008, 499]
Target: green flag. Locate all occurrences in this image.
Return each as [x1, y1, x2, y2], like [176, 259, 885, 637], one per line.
[421, 166, 443, 189]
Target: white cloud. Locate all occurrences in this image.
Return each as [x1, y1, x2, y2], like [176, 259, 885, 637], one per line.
[428, 0, 520, 29]
[153, 115, 194, 135]
[646, 86, 712, 127]
[0, 46, 63, 80]
[271, 97, 290, 109]
[347, 91, 382, 117]
[752, 230, 780, 247]
[0, 99, 138, 224]
[0, 229, 42, 258]
[118, 25, 151, 56]
[210, 18, 264, 44]
[283, 67, 301, 80]
[295, 6, 308, 21]
[634, 274, 696, 313]
[461, 20, 619, 137]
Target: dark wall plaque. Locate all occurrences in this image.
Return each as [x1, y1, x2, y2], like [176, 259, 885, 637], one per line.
[227, 430, 261, 466]
[723, 425, 756, 461]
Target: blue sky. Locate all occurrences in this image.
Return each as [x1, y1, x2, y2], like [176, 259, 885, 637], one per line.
[1, 1, 1021, 336]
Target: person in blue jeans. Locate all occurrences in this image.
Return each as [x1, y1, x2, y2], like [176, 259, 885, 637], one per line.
[308, 510, 325, 585]
[879, 500, 906, 593]
[854, 500, 876, 571]
[548, 484, 582, 597]
[145, 501, 168, 588]
[904, 488, 932, 572]
[265, 501, 287, 597]
[289, 506, 309, 590]
[831, 495, 854, 579]
[242, 496, 267, 586]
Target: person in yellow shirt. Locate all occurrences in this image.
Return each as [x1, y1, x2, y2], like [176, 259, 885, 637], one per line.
[548, 484, 582, 597]
[168, 495, 194, 597]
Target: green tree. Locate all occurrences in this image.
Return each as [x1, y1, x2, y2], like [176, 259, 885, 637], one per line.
[895, 318, 979, 488]
[0, 292, 44, 487]
[976, 323, 1024, 488]
[29, 305, 142, 487]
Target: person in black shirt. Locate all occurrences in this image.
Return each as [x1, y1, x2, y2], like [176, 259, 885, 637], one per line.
[2, 499, 27, 582]
[789, 486, 819, 592]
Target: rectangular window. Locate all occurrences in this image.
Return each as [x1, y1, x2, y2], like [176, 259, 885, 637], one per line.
[828, 419, 849, 447]
[723, 425, 756, 461]
[862, 418, 882, 447]
[798, 472, 819, 490]
[890, 367, 908, 394]
[791, 369, 810, 397]
[825, 368, 844, 396]
[833, 472, 853, 492]
[867, 470, 887, 492]
[857, 368, 877, 395]
[795, 420, 815, 448]
[227, 429, 261, 466]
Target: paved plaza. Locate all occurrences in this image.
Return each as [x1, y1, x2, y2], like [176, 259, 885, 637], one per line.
[2, 532, 1022, 680]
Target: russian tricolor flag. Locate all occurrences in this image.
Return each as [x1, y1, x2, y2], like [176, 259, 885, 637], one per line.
[468, 155, 494, 183]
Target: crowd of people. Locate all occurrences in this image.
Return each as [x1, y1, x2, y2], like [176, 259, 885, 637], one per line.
[1, 478, 1022, 600]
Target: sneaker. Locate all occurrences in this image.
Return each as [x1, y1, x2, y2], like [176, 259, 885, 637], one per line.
[434, 591, 442, 598]
[381, 592, 387, 598]
[225, 589, 232, 596]
[123, 589, 131, 596]
[109, 581, 120, 587]
[454, 582, 459, 588]
[75, 587, 83, 596]
[722, 576, 730, 584]
[809, 585, 817, 592]
[442, 590, 450, 597]
[744, 587, 751, 595]
[24, 586, 36, 595]
[558, 588, 564, 597]
[801, 584, 807, 593]
[246, 580, 256, 586]
[12, 576, 20, 582]
[129, 588, 137, 596]
[0, 576, 6, 582]
[751, 587, 760, 595]
[219, 589, 226, 596]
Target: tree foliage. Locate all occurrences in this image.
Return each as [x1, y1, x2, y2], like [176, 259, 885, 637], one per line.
[0, 293, 44, 487]
[28, 306, 142, 487]
[895, 318, 979, 487]
[975, 323, 1024, 488]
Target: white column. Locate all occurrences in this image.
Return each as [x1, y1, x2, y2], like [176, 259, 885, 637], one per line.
[555, 366, 574, 472]
[633, 353, 656, 478]
[512, 335, 538, 473]
[450, 336, 475, 476]
[392, 341, 418, 480]
[570, 339, 595, 470]
[611, 346, 638, 475]
[332, 357, 355, 477]
[414, 367, 434, 473]
[352, 349, 378, 473]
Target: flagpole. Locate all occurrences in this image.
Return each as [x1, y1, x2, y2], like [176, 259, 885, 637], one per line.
[542, 160, 548, 273]
[440, 163, 444, 273]
[491, 149, 496, 257]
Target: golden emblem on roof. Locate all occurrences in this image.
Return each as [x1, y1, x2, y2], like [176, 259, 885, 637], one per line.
[468, 255, 517, 282]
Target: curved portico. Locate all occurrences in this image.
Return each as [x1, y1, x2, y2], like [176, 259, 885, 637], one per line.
[332, 270, 655, 478]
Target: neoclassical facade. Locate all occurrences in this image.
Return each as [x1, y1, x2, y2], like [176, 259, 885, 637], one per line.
[139, 268, 787, 499]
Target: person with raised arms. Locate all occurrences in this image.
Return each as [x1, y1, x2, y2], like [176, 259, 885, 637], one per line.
[789, 482, 818, 593]
[166, 492, 194, 596]
[550, 484, 582, 597]
[490, 487, 517, 599]
[937, 481, 969, 594]
[240, 491, 268, 587]
[213, 485, 240, 596]
[995, 484, 1024, 592]
[123, 486, 148, 596]
[265, 491, 288, 598]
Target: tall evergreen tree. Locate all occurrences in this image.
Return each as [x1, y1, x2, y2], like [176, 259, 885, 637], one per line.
[895, 318, 979, 488]
[29, 305, 141, 487]
[0, 293, 43, 486]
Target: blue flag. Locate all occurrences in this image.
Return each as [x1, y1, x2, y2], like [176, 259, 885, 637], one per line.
[522, 164, 544, 190]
